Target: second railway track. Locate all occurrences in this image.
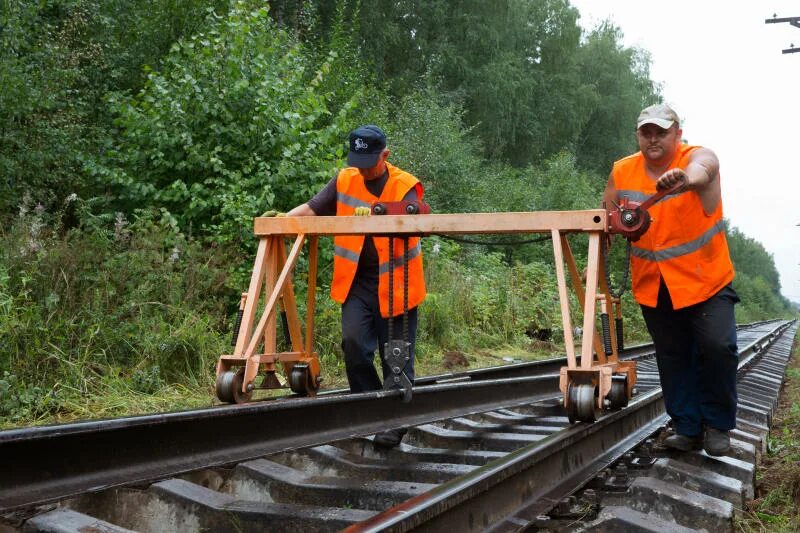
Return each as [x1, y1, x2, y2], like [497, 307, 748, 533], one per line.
[1, 319, 796, 532]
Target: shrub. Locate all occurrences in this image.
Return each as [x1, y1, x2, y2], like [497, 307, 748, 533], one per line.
[0, 198, 234, 403]
[0, 371, 65, 422]
[96, 1, 357, 245]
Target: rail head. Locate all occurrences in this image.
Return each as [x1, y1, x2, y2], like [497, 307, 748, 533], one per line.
[0, 374, 561, 513]
[253, 210, 607, 236]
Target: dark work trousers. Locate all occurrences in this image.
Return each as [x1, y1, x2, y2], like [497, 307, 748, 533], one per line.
[640, 280, 740, 437]
[341, 283, 418, 393]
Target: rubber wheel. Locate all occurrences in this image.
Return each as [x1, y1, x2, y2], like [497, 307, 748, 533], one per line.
[608, 376, 629, 410]
[567, 383, 599, 423]
[215, 371, 233, 403]
[215, 368, 252, 404]
[289, 364, 311, 395]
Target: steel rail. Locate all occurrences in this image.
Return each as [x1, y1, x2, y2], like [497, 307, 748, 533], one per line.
[0, 374, 560, 512]
[345, 319, 794, 532]
[0, 320, 781, 514]
[346, 389, 668, 533]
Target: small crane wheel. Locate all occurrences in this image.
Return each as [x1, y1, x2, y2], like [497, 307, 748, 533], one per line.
[289, 364, 313, 395]
[567, 382, 599, 423]
[608, 375, 629, 410]
[215, 368, 252, 404]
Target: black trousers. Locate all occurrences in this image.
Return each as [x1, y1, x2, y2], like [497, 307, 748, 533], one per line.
[341, 284, 417, 393]
[640, 280, 740, 436]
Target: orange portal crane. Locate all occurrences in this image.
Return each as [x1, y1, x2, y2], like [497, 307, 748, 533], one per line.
[214, 188, 672, 422]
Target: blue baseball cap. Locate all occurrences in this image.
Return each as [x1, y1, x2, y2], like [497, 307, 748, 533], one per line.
[347, 125, 386, 168]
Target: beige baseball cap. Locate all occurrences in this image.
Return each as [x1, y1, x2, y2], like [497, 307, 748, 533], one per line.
[636, 104, 680, 130]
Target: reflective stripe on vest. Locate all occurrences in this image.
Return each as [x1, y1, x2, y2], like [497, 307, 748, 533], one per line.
[334, 241, 423, 272]
[378, 241, 422, 275]
[334, 245, 361, 263]
[631, 220, 725, 262]
[337, 191, 370, 209]
[330, 163, 427, 317]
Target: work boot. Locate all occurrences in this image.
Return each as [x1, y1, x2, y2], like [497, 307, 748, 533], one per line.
[663, 433, 702, 452]
[704, 427, 731, 456]
[373, 427, 408, 449]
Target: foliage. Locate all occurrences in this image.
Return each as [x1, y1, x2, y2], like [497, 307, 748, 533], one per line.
[266, 0, 660, 171]
[0, 198, 234, 412]
[728, 225, 783, 297]
[415, 0, 588, 165]
[734, 273, 793, 323]
[463, 152, 603, 264]
[382, 88, 485, 214]
[0, 0, 96, 214]
[526, 152, 603, 212]
[0, 371, 64, 422]
[0, 0, 229, 220]
[573, 22, 661, 174]
[726, 223, 794, 319]
[423, 239, 560, 350]
[97, 2, 357, 242]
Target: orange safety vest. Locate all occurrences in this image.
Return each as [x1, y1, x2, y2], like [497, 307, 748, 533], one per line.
[330, 163, 426, 317]
[611, 144, 734, 309]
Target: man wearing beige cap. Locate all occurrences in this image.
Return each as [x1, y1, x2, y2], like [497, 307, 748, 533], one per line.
[603, 104, 740, 455]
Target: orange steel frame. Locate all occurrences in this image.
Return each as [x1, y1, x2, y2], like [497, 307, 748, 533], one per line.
[216, 210, 636, 409]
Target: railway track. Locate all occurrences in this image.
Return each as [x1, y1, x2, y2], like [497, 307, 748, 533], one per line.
[1, 319, 795, 532]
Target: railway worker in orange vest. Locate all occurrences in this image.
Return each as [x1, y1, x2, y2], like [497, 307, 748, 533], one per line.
[603, 104, 739, 456]
[287, 125, 425, 448]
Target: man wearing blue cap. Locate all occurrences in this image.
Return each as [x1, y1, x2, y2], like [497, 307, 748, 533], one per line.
[287, 125, 426, 448]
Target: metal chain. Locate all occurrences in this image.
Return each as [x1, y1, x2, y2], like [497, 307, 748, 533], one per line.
[403, 237, 409, 343]
[433, 233, 551, 246]
[387, 236, 394, 342]
[604, 238, 632, 299]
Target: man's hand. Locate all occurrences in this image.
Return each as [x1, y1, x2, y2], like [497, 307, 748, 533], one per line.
[261, 209, 287, 217]
[656, 168, 688, 192]
[353, 206, 371, 216]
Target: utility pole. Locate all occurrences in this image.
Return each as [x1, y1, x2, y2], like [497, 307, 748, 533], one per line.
[765, 14, 800, 53]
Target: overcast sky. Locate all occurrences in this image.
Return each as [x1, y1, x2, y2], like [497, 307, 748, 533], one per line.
[569, 1, 800, 303]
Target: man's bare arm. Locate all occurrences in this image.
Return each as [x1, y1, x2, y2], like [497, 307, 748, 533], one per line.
[685, 148, 720, 190]
[655, 147, 721, 214]
[286, 203, 317, 217]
